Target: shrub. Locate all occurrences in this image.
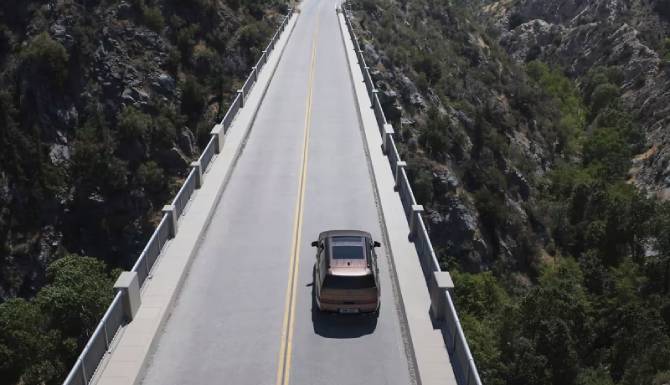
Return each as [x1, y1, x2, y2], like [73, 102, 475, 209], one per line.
[117, 106, 151, 141]
[143, 6, 165, 32]
[193, 44, 216, 74]
[0, 299, 56, 384]
[226, 0, 241, 11]
[71, 112, 129, 195]
[589, 83, 619, 116]
[22, 32, 69, 88]
[658, 38, 670, 63]
[412, 168, 434, 204]
[419, 113, 450, 161]
[508, 13, 525, 30]
[153, 104, 181, 147]
[413, 54, 442, 84]
[166, 47, 181, 76]
[526, 61, 585, 142]
[176, 24, 199, 61]
[653, 371, 670, 385]
[582, 126, 629, 179]
[473, 188, 508, 233]
[136, 161, 167, 194]
[180, 76, 206, 120]
[238, 22, 263, 49]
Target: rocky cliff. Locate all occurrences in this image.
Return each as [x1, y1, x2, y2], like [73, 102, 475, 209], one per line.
[351, 0, 568, 275]
[482, 0, 670, 197]
[351, 1, 670, 385]
[352, 0, 670, 385]
[0, 0, 286, 299]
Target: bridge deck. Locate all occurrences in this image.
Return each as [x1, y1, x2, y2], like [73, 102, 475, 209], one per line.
[139, 1, 414, 384]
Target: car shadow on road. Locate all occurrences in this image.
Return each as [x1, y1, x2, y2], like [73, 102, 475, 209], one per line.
[310, 265, 378, 339]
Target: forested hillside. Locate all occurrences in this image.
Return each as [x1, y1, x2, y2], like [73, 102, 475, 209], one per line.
[0, 0, 286, 383]
[349, 0, 670, 384]
[482, 0, 670, 196]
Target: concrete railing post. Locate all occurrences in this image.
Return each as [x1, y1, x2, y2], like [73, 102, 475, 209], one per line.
[210, 124, 225, 153]
[237, 89, 245, 108]
[190, 161, 203, 188]
[364, 67, 371, 90]
[382, 124, 394, 154]
[114, 271, 141, 322]
[252, 66, 258, 82]
[262, 50, 268, 65]
[409, 204, 424, 239]
[395, 161, 407, 191]
[429, 271, 454, 321]
[371, 88, 379, 103]
[162, 204, 178, 238]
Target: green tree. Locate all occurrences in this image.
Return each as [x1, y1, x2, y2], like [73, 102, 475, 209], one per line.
[589, 83, 619, 116]
[515, 259, 592, 385]
[143, 6, 165, 32]
[419, 109, 450, 160]
[453, 271, 509, 317]
[582, 126, 630, 180]
[576, 368, 614, 385]
[526, 61, 585, 154]
[137, 160, 167, 195]
[414, 54, 442, 84]
[71, 116, 128, 198]
[0, 299, 58, 385]
[453, 272, 509, 385]
[117, 106, 151, 142]
[36, 255, 115, 342]
[180, 76, 206, 122]
[474, 188, 508, 234]
[412, 168, 434, 204]
[651, 202, 670, 293]
[22, 32, 69, 89]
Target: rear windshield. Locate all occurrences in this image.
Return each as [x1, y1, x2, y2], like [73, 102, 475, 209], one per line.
[332, 245, 364, 260]
[323, 274, 376, 290]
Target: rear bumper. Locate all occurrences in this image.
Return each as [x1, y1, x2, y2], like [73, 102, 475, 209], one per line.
[317, 300, 379, 313]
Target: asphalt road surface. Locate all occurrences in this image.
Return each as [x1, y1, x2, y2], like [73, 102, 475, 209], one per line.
[140, 0, 413, 384]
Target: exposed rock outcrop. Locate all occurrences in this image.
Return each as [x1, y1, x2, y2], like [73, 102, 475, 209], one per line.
[483, 0, 670, 197]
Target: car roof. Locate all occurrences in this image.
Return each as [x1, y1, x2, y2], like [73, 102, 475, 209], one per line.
[318, 230, 375, 277]
[317, 229, 371, 240]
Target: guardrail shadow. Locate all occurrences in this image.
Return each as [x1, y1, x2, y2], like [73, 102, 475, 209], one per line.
[309, 265, 378, 339]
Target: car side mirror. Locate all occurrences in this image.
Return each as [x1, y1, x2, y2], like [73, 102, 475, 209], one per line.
[311, 241, 319, 247]
[373, 241, 381, 248]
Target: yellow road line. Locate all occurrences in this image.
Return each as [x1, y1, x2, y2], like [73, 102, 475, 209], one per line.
[276, 16, 320, 385]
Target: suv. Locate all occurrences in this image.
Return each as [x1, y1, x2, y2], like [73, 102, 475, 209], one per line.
[311, 230, 381, 315]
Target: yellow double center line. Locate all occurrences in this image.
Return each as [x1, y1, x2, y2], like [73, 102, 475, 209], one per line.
[276, 16, 320, 385]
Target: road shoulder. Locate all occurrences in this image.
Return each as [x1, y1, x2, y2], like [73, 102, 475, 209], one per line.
[336, 8, 458, 385]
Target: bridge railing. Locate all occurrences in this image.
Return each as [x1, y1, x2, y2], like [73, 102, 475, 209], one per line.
[342, 5, 482, 385]
[199, 136, 217, 173]
[62, 292, 124, 385]
[132, 214, 170, 288]
[61, 8, 294, 385]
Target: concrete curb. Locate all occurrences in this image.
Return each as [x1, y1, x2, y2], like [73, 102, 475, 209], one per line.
[92, 13, 300, 385]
